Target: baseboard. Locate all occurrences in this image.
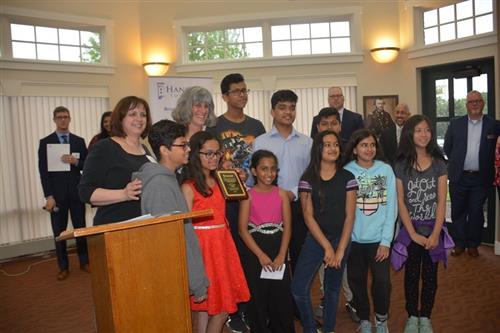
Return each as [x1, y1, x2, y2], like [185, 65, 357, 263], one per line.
[0, 237, 75, 261]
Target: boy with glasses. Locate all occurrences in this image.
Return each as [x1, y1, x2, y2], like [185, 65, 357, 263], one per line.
[208, 73, 266, 333]
[138, 120, 209, 303]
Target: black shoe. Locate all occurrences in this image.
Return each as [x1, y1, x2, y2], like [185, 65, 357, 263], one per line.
[226, 313, 249, 333]
[345, 301, 360, 323]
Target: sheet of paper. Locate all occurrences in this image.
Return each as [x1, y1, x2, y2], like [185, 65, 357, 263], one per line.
[47, 143, 70, 172]
[120, 214, 153, 223]
[260, 265, 285, 280]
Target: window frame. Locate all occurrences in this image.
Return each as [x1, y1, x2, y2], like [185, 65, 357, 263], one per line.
[407, 1, 497, 59]
[0, 6, 115, 74]
[174, 7, 363, 73]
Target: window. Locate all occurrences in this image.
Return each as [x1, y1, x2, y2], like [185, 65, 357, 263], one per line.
[187, 27, 262, 62]
[423, 0, 494, 45]
[177, 8, 361, 70]
[0, 6, 113, 74]
[10, 23, 101, 63]
[271, 21, 350, 56]
[186, 19, 352, 63]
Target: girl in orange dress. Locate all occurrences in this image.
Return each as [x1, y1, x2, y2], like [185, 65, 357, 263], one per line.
[181, 131, 250, 333]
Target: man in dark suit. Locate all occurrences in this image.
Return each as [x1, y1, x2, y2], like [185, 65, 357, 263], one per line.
[310, 86, 364, 142]
[380, 103, 411, 165]
[444, 90, 499, 257]
[38, 106, 89, 280]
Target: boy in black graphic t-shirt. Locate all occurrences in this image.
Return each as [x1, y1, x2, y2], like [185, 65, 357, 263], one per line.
[207, 73, 265, 333]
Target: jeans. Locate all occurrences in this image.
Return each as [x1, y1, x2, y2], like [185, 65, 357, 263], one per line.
[291, 234, 348, 333]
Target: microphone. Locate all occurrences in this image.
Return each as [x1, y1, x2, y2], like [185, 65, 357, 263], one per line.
[43, 206, 60, 213]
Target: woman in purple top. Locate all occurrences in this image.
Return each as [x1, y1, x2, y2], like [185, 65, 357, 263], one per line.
[238, 150, 294, 333]
[391, 115, 453, 333]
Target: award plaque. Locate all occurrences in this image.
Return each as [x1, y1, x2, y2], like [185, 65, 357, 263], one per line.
[215, 170, 248, 201]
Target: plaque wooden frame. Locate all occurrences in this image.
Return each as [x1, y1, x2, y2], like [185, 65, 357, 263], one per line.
[215, 170, 248, 200]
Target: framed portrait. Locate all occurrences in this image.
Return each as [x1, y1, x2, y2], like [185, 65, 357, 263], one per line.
[363, 95, 399, 119]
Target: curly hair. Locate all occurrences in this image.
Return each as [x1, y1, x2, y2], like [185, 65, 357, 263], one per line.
[171, 86, 216, 128]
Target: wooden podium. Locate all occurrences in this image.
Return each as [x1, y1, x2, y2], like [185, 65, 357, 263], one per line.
[58, 209, 212, 333]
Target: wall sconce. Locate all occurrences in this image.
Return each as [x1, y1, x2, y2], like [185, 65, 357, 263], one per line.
[370, 47, 400, 64]
[142, 62, 170, 76]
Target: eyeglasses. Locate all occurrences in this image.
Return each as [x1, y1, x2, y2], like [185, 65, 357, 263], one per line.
[226, 89, 250, 96]
[199, 150, 222, 159]
[171, 142, 190, 150]
[55, 116, 70, 120]
[467, 99, 484, 104]
[329, 94, 343, 98]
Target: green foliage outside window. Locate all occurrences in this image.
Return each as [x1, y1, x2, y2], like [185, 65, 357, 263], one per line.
[188, 29, 249, 62]
[84, 35, 101, 63]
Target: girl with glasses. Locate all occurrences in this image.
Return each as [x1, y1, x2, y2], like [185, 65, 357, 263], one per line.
[181, 131, 249, 333]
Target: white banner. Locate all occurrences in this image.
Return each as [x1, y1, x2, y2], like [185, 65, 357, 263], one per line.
[148, 76, 214, 122]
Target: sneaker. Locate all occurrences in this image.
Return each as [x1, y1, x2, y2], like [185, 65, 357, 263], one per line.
[403, 316, 419, 333]
[346, 300, 361, 323]
[357, 320, 372, 333]
[375, 319, 389, 333]
[419, 317, 434, 333]
[226, 313, 249, 333]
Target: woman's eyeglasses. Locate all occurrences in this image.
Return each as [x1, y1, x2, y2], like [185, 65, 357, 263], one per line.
[199, 151, 222, 159]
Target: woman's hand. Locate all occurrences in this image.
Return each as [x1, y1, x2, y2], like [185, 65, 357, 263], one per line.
[258, 253, 273, 271]
[410, 233, 428, 247]
[425, 232, 439, 250]
[323, 245, 336, 268]
[271, 254, 286, 271]
[374, 245, 390, 262]
[332, 248, 345, 269]
[123, 179, 142, 201]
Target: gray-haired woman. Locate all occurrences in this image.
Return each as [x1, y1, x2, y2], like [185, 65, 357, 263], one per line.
[172, 86, 217, 140]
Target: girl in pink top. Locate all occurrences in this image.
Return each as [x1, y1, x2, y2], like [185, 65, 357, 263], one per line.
[238, 149, 294, 333]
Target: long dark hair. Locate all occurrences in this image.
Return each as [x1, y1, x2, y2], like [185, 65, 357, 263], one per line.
[97, 111, 112, 140]
[182, 131, 219, 197]
[395, 114, 445, 172]
[250, 150, 279, 185]
[343, 128, 386, 165]
[301, 130, 342, 212]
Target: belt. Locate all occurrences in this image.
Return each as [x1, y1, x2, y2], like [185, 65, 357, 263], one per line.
[248, 222, 283, 235]
[463, 170, 480, 175]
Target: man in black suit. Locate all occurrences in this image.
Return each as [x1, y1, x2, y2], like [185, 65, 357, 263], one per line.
[38, 106, 89, 280]
[310, 86, 364, 142]
[444, 90, 499, 257]
[380, 103, 411, 165]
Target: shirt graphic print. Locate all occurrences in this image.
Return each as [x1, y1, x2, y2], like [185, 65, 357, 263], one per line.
[355, 173, 388, 216]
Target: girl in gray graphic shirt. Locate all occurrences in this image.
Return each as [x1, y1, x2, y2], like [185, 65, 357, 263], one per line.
[391, 115, 454, 333]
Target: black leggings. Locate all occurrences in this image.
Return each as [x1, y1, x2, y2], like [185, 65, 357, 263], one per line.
[404, 242, 438, 318]
[347, 242, 391, 320]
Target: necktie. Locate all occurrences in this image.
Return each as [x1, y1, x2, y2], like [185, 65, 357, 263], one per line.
[61, 135, 68, 144]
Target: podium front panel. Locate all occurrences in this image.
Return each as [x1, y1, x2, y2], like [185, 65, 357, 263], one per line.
[88, 218, 192, 332]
